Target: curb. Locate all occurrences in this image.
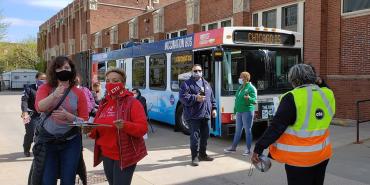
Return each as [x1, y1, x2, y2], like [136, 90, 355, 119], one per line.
[331, 118, 356, 127]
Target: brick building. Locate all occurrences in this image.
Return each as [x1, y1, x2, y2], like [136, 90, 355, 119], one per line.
[37, 0, 178, 81]
[38, 0, 370, 121]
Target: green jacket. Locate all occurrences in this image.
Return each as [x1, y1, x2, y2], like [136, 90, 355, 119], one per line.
[234, 82, 257, 113]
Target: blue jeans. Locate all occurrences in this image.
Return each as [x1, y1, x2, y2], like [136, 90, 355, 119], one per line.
[189, 119, 210, 159]
[231, 112, 254, 151]
[42, 135, 82, 185]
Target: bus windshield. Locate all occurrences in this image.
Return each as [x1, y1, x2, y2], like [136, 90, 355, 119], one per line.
[221, 47, 301, 96]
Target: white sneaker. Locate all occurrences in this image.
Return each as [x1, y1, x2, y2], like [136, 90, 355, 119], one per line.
[224, 147, 236, 153]
[242, 150, 250, 156]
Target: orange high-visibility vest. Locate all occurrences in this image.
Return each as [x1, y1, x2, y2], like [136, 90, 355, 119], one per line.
[269, 85, 336, 167]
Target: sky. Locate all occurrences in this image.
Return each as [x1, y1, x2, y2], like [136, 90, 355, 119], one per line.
[1, 0, 73, 43]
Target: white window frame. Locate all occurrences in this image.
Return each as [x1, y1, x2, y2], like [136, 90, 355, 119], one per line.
[104, 47, 110, 53]
[119, 43, 125, 50]
[201, 18, 233, 31]
[341, 0, 370, 18]
[110, 26, 118, 45]
[141, 37, 154, 43]
[166, 29, 187, 39]
[94, 32, 102, 49]
[252, 1, 304, 33]
[89, 0, 98, 10]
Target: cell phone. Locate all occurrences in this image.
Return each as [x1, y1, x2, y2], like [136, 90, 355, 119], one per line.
[199, 90, 205, 96]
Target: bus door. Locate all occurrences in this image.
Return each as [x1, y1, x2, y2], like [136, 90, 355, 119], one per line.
[193, 49, 221, 136]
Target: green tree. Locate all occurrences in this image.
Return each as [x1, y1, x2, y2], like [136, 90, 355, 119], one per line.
[0, 37, 42, 72]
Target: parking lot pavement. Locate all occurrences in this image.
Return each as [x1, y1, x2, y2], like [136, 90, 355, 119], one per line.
[1, 94, 369, 185]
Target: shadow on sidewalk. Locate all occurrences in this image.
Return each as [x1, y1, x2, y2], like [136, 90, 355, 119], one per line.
[136, 153, 224, 172]
[0, 152, 33, 163]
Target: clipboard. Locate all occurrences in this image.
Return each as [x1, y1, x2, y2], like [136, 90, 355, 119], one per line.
[67, 122, 113, 127]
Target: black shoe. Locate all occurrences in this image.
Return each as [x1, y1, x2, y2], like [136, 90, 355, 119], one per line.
[199, 155, 214, 161]
[24, 151, 31, 157]
[191, 157, 199, 166]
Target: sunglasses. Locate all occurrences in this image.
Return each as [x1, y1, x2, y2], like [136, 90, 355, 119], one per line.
[193, 70, 202, 73]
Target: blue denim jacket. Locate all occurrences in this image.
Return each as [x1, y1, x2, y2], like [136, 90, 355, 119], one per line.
[179, 77, 217, 121]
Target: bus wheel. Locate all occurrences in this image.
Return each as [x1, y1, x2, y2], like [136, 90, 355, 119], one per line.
[176, 105, 190, 135]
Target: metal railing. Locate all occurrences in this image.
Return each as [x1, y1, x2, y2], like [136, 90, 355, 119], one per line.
[355, 99, 370, 144]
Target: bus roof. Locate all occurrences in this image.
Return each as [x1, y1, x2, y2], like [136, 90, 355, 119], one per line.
[92, 27, 302, 62]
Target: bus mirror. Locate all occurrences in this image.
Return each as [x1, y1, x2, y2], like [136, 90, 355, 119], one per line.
[213, 47, 223, 62]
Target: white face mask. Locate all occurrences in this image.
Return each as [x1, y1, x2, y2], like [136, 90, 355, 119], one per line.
[192, 71, 203, 78]
[238, 78, 244, 85]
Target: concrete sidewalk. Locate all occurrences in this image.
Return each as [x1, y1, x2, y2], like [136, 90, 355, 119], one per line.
[0, 94, 369, 185]
[91, 122, 370, 185]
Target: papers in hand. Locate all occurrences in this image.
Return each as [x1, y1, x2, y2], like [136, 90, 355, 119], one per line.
[67, 121, 113, 127]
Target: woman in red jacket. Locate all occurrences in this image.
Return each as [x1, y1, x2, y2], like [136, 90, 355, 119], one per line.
[87, 68, 147, 185]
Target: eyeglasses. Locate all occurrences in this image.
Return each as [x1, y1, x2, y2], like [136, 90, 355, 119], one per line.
[193, 70, 202, 73]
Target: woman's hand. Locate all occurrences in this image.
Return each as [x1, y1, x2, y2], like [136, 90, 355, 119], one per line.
[251, 152, 261, 164]
[52, 108, 73, 122]
[52, 84, 67, 98]
[244, 95, 250, 101]
[82, 126, 94, 134]
[114, 119, 124, 129]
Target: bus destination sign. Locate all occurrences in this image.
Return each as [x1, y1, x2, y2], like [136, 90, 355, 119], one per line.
[233, 30, 295, 46]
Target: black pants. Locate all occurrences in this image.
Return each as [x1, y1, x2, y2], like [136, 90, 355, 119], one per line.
[189, 119, 209, 160]
[285, 159, 329, 185]
[102, 156, 137, 185]
[23, 116, 37, 153]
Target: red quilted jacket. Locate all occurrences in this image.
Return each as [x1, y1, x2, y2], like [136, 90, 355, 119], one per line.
[90, 90, 148, 169]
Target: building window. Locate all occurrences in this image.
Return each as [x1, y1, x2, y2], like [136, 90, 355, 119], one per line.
[282, 4, 298, 31]
[89, 0, 98, 10]
[110, 26, 118, 44]
[208, 23, 218, 30]
[180, 30, 187, 36]
[262, 9, 277, 28]
[201, 25, 206, 31]
[171, 51, 193, 91]
[343, 0, 370, 13]
[94, 32, 102, 48]
[166, 29, 187, 39]
[98, 62, 106, 82]
[141, 38, 154, 43]
[221, 20, 232, 27]
[202, 19, 232, 31]
[132, 57, 146, 89]
[253, 13, 258, 27]
[149, 54, 166, 90]
[171, 32, 178, 38]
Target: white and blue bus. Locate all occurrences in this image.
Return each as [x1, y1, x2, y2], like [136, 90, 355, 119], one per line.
[91, 27, 303, 137]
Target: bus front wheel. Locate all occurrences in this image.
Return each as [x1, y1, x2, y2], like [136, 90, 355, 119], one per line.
[176, 105, 190, 135]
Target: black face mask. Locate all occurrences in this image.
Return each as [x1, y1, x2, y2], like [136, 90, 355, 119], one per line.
[56, 70, 73, 81]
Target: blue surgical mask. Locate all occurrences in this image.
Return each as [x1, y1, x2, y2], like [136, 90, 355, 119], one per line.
[192, 71, 203, 78]
[238, 78, 244, 85]
[36, 80, 45, 86]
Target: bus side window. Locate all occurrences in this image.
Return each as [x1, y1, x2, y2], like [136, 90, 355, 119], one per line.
[149, 54, 167, 90]
[132, 57, 146, 89]
[98, 62, 106, 82]
[171, 51, 193, 91]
